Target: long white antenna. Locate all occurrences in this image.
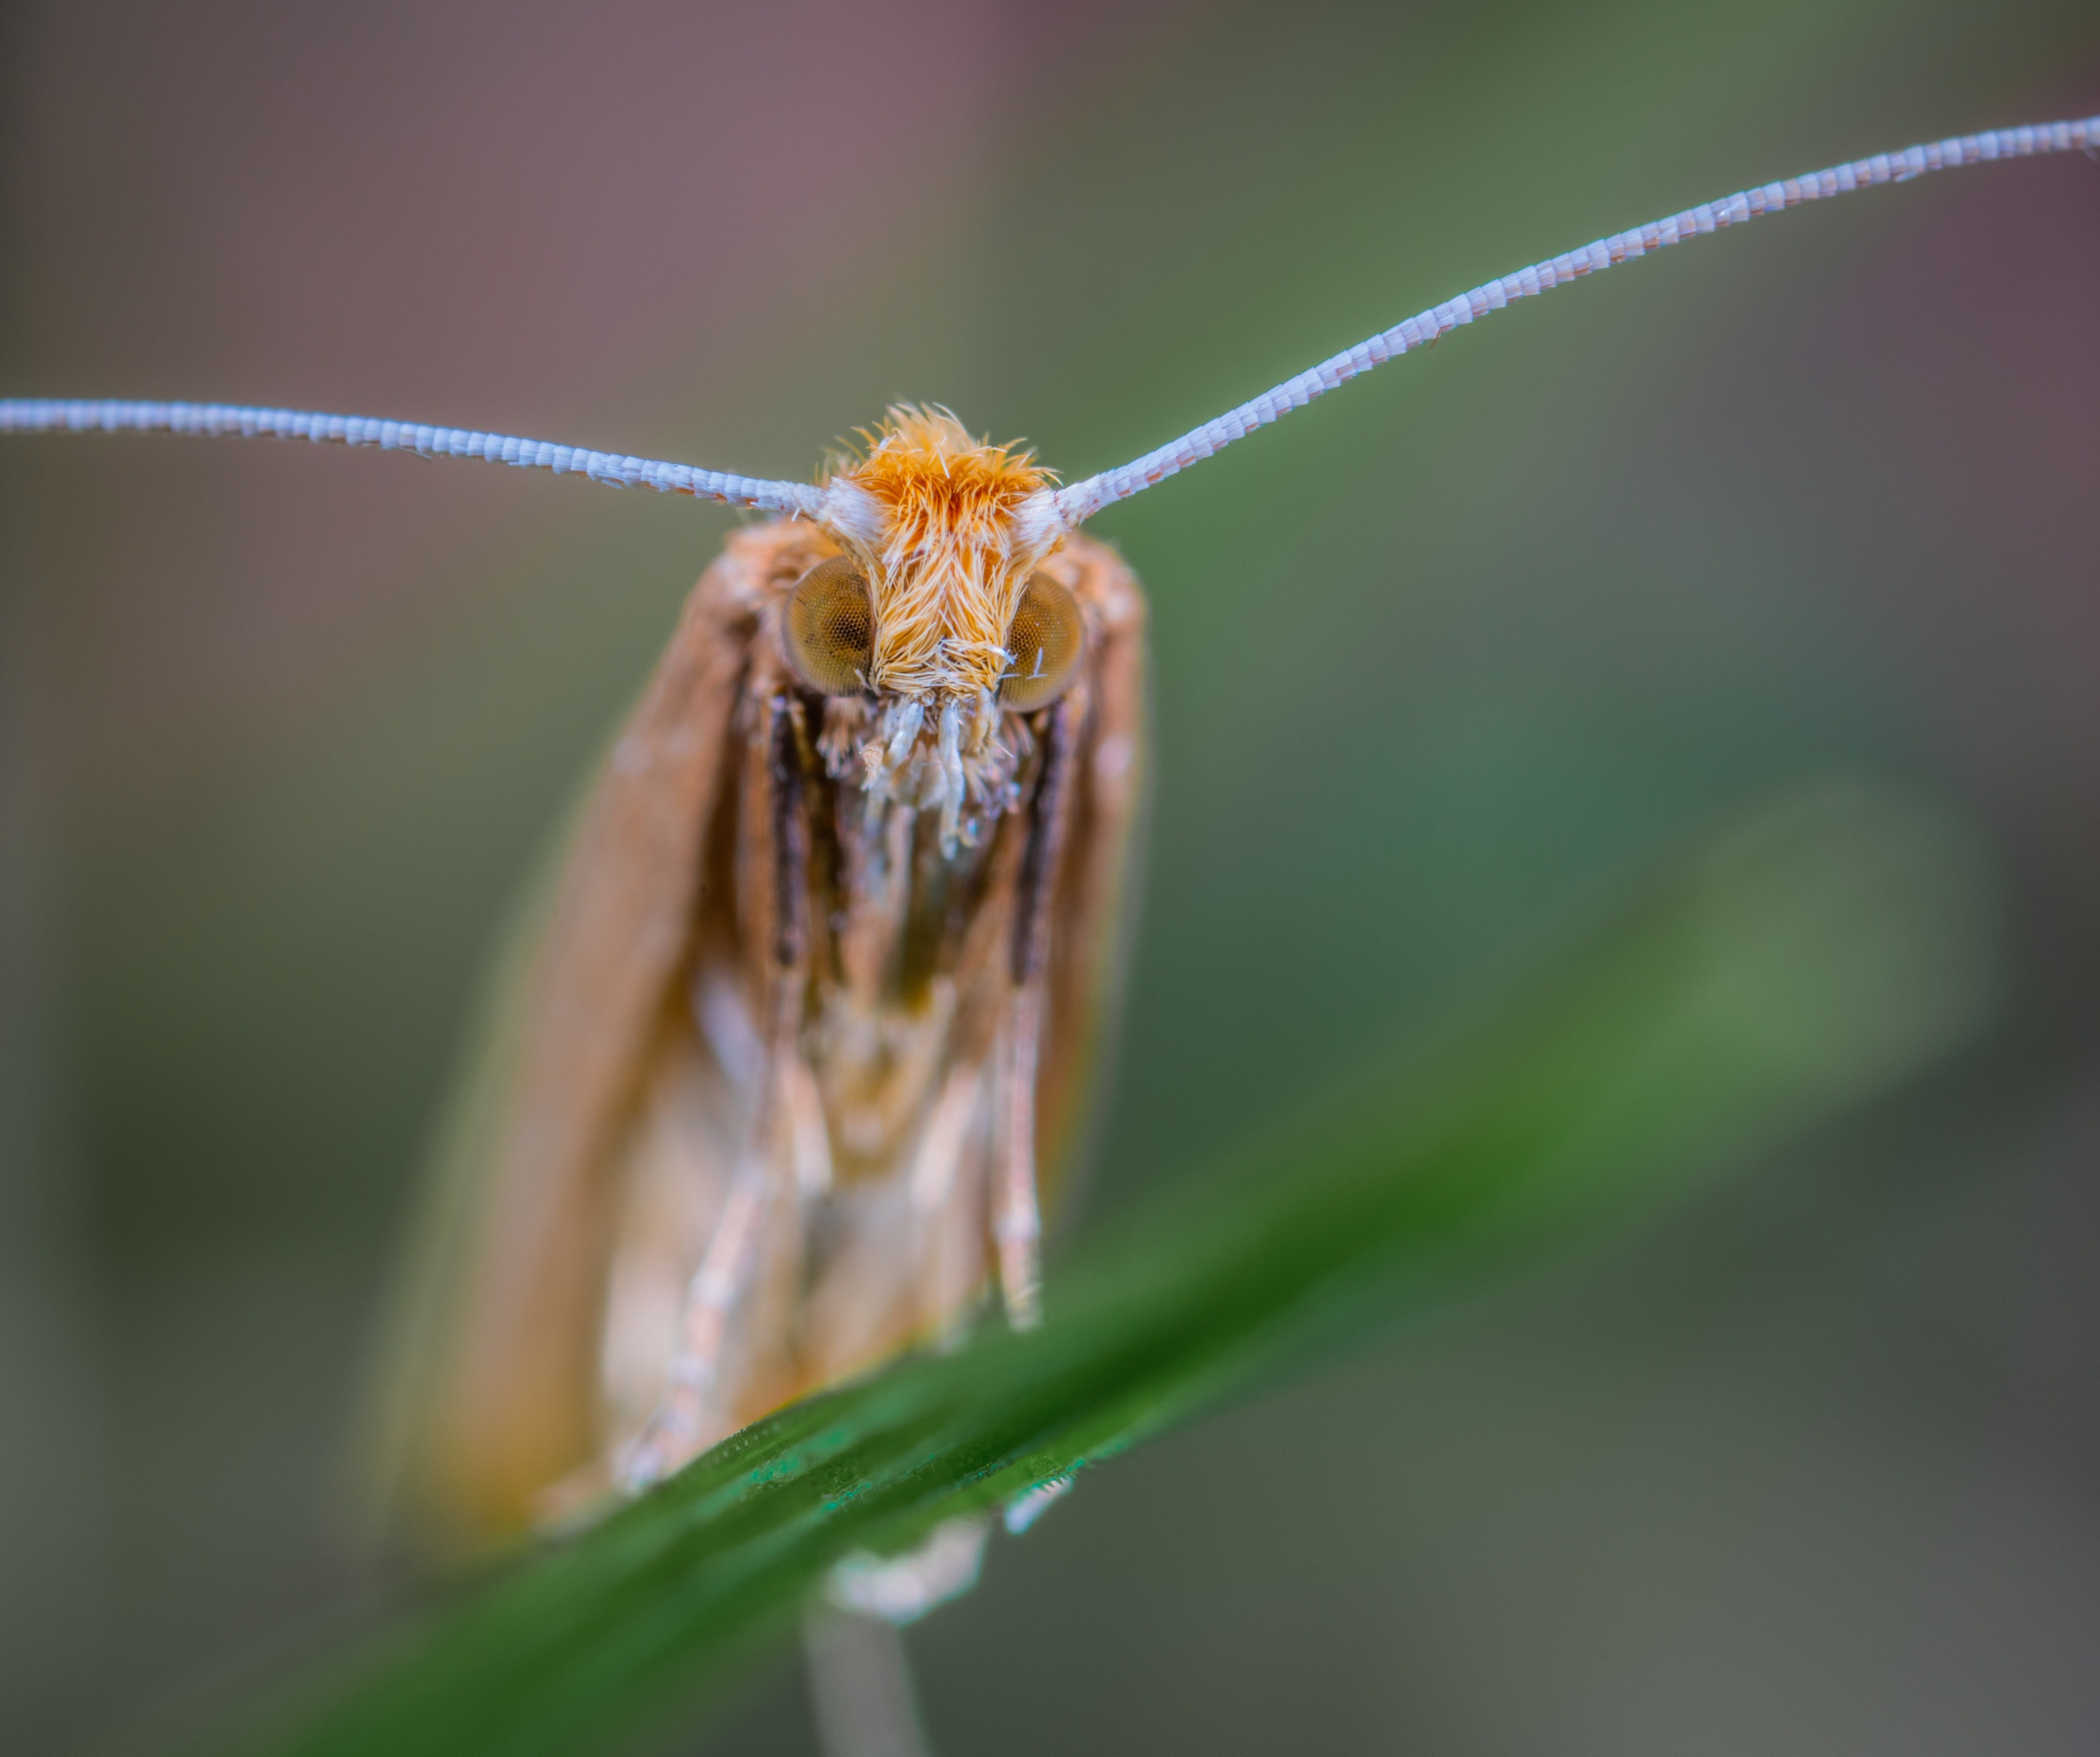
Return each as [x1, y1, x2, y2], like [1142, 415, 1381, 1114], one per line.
[9, 118, 2095, 528]
[1053, 116, 2100, 526]
[0, 399, 824, 516]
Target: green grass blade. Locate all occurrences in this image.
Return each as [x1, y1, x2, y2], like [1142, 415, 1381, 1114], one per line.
[236, 781, 1993, 1757]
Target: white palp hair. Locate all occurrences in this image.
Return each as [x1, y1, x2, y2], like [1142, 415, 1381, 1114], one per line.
[1051, 115, 2100, 524]
[3, 116, 2094, 525]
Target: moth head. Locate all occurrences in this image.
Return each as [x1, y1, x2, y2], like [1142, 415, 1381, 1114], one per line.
[783, 552, 1083, 715]
[805, 406, 1079, 708]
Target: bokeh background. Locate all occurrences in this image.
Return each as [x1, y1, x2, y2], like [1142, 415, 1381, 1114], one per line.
[6, 1, 2100, 1751]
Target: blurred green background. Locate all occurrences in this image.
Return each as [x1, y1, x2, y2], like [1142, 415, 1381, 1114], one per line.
[5, 2, 2099, 1752]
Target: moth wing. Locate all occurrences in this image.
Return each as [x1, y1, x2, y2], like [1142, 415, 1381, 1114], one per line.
[368, 538, 766, 1547]
[366, 526, 1141, 1546]
[1035, 537, 1150, 1222]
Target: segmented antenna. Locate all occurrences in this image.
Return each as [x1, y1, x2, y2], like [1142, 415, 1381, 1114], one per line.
[0, 399, 824, 516]
[1052, 116, 2100, 525]
[7, 118, 2094, 528]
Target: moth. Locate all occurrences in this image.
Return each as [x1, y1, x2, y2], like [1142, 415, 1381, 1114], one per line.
[5, 114, 2092, 1581]
[390, 406, 1153, 1554]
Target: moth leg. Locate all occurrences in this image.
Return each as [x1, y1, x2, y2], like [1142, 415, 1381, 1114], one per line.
[984, 699, 1089, 1541]
[1002, 1470, 1076, 1534]
[992, 697, 1080, 1331]
[909, 1064, 987, 1343]
[617, 1147, 772, 1490]
[622, 695, 816, 1491]
[988, 1072, 1074, 1554]
[992, 991, 1046, 1328]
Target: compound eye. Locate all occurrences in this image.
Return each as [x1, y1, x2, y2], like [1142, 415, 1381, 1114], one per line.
[1000, 573, 1084, 712]
[784, 556, 875, 696]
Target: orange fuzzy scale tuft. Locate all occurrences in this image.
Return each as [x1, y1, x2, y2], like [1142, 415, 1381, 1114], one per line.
[824, 406, 1059, 698]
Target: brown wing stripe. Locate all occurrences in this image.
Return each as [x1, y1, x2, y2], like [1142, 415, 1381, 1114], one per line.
[769, 696, 811, 974]
[1011, 697, 1079, 987]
